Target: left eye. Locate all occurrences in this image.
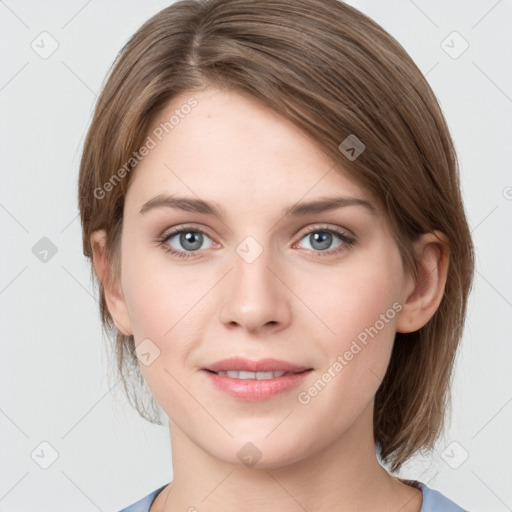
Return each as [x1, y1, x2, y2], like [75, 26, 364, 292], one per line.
[296, 228, 350, 252]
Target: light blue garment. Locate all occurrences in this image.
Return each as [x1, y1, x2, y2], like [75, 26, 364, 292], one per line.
[117, 480, 469, 511]
[416, 481, 469, 511]
[118, 484, 167, 512]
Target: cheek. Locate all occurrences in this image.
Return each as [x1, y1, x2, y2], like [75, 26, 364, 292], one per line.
[120, 258, 205, 410]
[307, 255, 402, 344]
[121, 248, 213, 374]
[302, 253, 403, 399]
[121, 239, 189, 338]
[122, 272, 170, 341]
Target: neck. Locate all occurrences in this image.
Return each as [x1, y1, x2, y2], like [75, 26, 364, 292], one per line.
[157, 400, 422, 512]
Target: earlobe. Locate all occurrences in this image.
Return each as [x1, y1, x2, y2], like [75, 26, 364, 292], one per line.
[89, 230, 134, 337]
[395, 231, 450, 334]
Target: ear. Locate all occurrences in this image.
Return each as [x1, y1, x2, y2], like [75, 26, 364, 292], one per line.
[89, 229, 133, 337]
[395, 230, 450, 334]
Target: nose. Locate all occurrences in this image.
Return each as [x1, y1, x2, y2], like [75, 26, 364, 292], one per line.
[219, 241, 292, 335]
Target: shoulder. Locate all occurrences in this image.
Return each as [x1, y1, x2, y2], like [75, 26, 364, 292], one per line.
[416, 481, 469, 512]
[117, 484, 169, 512]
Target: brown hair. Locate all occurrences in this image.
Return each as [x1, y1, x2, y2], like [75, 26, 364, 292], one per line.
[78, 0, 474, 472]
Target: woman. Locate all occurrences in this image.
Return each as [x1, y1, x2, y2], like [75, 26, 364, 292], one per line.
[78, 0, 474, 510]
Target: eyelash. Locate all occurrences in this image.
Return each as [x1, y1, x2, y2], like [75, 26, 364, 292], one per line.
[156, 224, 356, 259]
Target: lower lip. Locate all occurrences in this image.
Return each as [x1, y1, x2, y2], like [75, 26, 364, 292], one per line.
[202, 369, 313, 401]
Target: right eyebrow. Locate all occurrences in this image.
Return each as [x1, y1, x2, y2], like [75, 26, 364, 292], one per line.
[139, 195, 225, 218]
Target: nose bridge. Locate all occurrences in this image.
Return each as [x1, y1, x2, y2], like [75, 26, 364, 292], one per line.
[233, 233, 279, 299]
[219, 232, 290, 332]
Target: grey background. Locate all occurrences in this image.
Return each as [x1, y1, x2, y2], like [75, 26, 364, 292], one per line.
[0, 1, 511, 510]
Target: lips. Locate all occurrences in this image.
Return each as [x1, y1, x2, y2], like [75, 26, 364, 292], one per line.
[204, 357, 311, 374]
[202, 363, 314, 401]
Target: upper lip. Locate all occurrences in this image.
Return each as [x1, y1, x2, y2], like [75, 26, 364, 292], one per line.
[204, 357, 311, 373]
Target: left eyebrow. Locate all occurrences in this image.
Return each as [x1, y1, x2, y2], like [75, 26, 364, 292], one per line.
[138, 193, 378, 218]
[284, 195, 377, 217]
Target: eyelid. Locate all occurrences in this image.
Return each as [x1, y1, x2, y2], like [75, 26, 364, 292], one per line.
[159, 222, 354, 244]
[160, 223, 217, 241]
[295, 223, 354, 240]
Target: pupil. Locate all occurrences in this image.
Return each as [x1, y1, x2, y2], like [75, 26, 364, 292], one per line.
[312, 232, 331, 250]
[181, 231, 202, 250]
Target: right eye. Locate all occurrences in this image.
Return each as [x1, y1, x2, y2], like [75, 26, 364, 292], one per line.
[158, 226, 216, 258]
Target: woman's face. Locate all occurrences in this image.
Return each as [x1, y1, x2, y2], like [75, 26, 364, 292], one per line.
[112, 86, 414, 467]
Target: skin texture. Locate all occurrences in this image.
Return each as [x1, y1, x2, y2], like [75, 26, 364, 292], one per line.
[90, 86, 449, 512]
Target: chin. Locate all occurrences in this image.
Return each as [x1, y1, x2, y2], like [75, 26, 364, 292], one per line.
[205, 435, 310, 470]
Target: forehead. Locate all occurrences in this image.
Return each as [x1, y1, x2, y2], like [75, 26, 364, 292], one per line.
[125, 87, 377, 217]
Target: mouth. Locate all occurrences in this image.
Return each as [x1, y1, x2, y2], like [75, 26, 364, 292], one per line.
[201, 360, 314, 401]
[203, 356, 312, 375]
[203, 369, 310, 380]
[202, 368, 313, 402]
